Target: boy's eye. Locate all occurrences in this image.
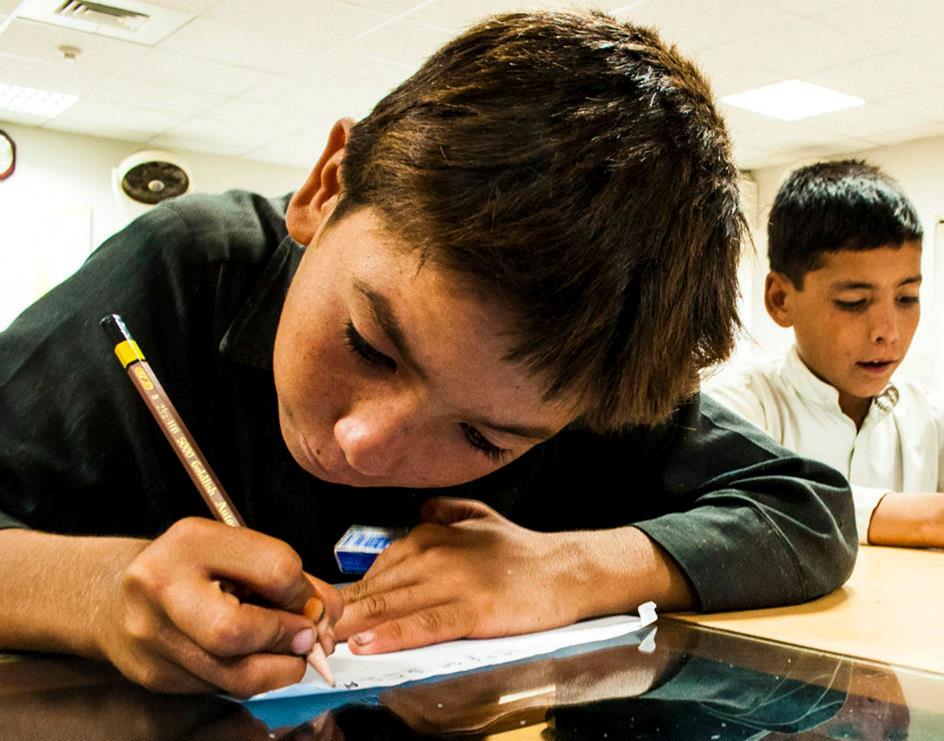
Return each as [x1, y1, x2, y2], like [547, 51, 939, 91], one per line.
[834, 299, 867, 312]
[460, 422, 510, 463]
[344, 322, 397, 371]
[897, 295, 920, 307]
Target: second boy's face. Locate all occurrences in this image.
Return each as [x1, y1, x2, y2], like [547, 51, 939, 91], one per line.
[775, 244, 922, 406]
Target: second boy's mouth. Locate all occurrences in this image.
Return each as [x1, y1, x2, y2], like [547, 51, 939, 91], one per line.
[856, 359, 895, 373]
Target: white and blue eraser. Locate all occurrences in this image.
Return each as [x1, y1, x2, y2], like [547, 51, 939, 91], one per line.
[334, 525, 408, 575]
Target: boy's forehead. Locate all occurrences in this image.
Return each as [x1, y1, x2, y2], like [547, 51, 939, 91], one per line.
[809, 244, 922, 285]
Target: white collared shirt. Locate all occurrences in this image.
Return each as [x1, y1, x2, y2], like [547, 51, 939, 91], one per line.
[704, 345, 944, 543]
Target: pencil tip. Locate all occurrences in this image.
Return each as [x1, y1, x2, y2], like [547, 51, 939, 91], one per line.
[307, 643, 335, 687]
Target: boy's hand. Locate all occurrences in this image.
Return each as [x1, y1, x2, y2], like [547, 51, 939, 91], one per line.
[335, 498, 584, 653]
[95, 517, 342, 696]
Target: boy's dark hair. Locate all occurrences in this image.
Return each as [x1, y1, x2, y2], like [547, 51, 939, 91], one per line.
[769, 159, 923, 289]
[332, 11, 745, 430]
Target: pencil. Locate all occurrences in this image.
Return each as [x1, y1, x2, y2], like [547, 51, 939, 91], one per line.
[100, 313, 334, 687]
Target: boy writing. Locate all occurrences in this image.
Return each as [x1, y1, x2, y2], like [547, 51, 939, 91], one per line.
[0, 12, 855, 696]
[708, 159, 944, 547]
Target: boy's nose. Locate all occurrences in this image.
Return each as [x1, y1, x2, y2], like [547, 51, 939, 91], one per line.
[333, 395, 417, 477]
[869, 307, 900, 345]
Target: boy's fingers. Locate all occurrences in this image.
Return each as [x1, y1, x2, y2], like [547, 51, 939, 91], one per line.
[336, 583, 431, 640]
[161, 578, 318, 658]
[346, 604, 477, 655]
[168, 632, 309, 697]
[304, 572, 345, 624]
[166, 519, 314, 612]
[419, 497, 494, 526]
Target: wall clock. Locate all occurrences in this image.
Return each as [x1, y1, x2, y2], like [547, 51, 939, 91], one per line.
[0, 130, 15, 181]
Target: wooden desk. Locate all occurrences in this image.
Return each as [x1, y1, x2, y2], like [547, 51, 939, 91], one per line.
[670, 545, 944, 674]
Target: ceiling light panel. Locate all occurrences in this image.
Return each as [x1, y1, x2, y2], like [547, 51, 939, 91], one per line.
[721, 79, 864, 121]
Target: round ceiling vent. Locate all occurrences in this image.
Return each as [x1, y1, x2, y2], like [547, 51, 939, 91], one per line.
[113, 150, 192, 208]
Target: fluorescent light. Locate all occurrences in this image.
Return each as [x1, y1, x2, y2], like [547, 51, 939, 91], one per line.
[721, 79, 864, 121]
[0, 83, 79, 118]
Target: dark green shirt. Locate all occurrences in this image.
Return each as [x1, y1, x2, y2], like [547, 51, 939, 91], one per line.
[0, 191, 857, 610]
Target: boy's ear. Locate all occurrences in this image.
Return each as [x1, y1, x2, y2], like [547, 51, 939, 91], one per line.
[286, 118, 354, 246]
[765, 271, 797, 328]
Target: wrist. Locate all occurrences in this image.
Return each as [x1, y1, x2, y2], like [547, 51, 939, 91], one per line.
[551, 527, 696, 621]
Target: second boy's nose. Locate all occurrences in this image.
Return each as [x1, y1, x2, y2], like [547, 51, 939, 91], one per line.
[869, 305, 900, 346]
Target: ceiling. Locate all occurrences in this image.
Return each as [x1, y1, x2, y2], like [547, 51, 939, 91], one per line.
[2, 0, 944, 171]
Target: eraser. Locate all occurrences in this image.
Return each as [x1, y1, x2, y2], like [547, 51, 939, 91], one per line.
[334, 525, 408, 575]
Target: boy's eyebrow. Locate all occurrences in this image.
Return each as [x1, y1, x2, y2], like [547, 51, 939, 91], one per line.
[831, 275, 922, 290]
[354, 280, 429, 382]
[353, 279, 557, 443]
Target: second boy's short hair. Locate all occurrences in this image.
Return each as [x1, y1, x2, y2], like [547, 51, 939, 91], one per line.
[769, 159, 923, 289]
[332, 11, 745, 429]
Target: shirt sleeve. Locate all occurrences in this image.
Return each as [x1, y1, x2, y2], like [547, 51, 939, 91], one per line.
[849, 483, 890, 545]
[702, 369, 771, 434]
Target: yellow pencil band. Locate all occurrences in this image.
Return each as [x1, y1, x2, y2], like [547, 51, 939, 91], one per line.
[113, 339, 144, 368]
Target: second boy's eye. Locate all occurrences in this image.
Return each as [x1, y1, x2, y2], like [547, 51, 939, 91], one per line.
[834, 299, 867, 312]
[897, 295, 920, 307]
[344, 321, 397, 371]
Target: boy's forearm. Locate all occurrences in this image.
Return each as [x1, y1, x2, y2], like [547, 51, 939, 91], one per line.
[867, 492, 944, 547]
[0, 528, 145, 657]
[564, 526, 696, 620]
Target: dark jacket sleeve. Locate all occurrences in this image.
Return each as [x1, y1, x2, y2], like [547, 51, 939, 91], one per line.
[513, 394, 858, 612]
[0, 192, 278, 536]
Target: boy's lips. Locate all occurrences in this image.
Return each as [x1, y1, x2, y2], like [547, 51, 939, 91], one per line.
[856, 359, 895, 374]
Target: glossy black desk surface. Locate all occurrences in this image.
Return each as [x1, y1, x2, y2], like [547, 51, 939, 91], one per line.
[1, 618, 941, 740]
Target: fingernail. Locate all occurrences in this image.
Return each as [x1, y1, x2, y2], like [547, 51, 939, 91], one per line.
[351, 631, 374, 647]
[292, 628, 314, 654]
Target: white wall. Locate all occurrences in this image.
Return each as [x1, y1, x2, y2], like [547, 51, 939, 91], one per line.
[729, 134, 944, 392]
[0, 122, 309, 328]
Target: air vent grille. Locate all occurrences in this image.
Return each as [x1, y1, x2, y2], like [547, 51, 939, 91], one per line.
[55, 1, 148, 31]
[14, 0, 191, 46]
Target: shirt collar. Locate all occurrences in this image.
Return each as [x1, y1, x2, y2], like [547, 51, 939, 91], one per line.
[782, 344, 899, 416]
[219, 234, 304, 370]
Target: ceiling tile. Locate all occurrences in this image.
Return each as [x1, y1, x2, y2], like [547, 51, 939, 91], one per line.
[200, 97, 312, 137]
[160, 116, 288, 149]
[0, 52, 101, 96]
[299, 49, 413, 93]
[408, 0, 602, 31]
[149, 131, 252, 157]
[693, 46, 785, 97]
[759, 0, 857, 14]
[146, 0, 222, 11]
[865, 122, 944, 148]
[158, 17, 312, 73]
[352, 18, 455, 66]
[814, 0, 944, 53]
[807, 50, 944, 102]
[0, 18, 143, 71]
[130, 47, 268, 96]
[0, 0, 19, 13]
[707, 18, 875, 77]
[883, 86, 944, 122]
[93, 75, 225, 116]
[615, 0, 798, 52]
[50, 99, 185, 135]
[738, 120, 864, 153]
[203, 0, 391, 49]
[241, 72, 380, 121]
[0, 109, 48, 126]
[341, 0, 430, 16]
[804, 103, 929, 139]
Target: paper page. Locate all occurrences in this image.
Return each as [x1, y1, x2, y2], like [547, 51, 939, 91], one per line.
[245, 602, 657, 702]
